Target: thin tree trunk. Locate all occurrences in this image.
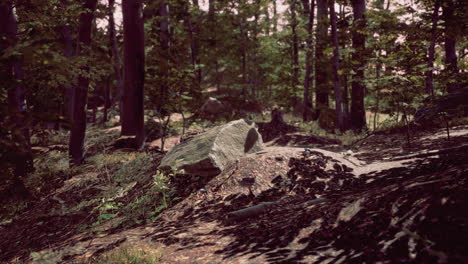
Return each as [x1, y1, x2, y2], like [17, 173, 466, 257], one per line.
[121, 0, 145, 148]
[314, 0, 330, 119]
[157, 0, 170, 114]
[208, 0, 220, 91]
[425, 0, 440, 96]
[442, 0, 459, 93]
[343, 74, 349, 125]
[108, 0, 123, 112]
[103, 76, 110, 123]
[58, 6, 75, 124]
[291, 0, 299, 107]
[69, 0, 97, 165]
[265, 1, 271, 36]
[240, 9, 248, 98]
[301, 0, 315, 121]
[187, 0, 201, 96]
[329, 0, 344, 131]
[350, 0, 367, 131]
[252, 0, 260, 98]
[339, 3, 350, 129]
[273, 0, 278, 34]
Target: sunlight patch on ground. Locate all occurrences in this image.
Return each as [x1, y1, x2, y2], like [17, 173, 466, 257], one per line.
[420, 128, 468, 141]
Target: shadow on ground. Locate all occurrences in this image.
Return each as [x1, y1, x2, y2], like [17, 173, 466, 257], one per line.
[148, 149, 468, 263]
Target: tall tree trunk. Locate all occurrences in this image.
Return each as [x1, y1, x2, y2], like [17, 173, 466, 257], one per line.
[251, 0, 260, 98]
[442, 0, 459, 93]
[291, 0, 300, 107]
[273, 0, 278, 34]
[69, 0, 97, 165]
[301, 0, 315, 121]
[158, 0, 170, 113]
[58, 2, 75, 124]
[188, 0, 201, 96]
[339, 2, 350, 129]
[103, 76, 110, 123]
[425, 0, 440, 96]
[314, 0, 330, 119]
[239, 5, 248, 98]
[208, 0, 220, 91]
[108, 0, 123, 112]
[0, 1, 32, 197]
[329, 0, 344, 131]
[121, 0, 145, 149]
[265, 1, 271, 36]
[350, 0, 367, 131]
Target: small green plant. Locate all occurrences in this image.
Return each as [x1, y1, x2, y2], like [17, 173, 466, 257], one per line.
[117, 166, 181, 227]
[92, 199, 122, 227]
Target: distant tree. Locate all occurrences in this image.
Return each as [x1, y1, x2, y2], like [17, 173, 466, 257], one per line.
[350, 0, 367, 131]
[158, 0, 170, 113]
[301, 0, 315, 121]
[121, 0, 145, 148]
[108, 0, 123, 112]
[290, 0, 300, 106]
[442, 0, 459, 93]
[329, 0, 345, 131]
[315, 0, 330, 119]
[425, 0, 440, 96]
[69, 0, 98, 165]
[59, 0, 75, 123]
[186, 0, 202, 95]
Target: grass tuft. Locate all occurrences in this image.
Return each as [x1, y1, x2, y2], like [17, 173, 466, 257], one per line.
[91, 244, 163, 264]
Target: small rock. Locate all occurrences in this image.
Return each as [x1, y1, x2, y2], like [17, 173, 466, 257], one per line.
[275, 156, 284, 161]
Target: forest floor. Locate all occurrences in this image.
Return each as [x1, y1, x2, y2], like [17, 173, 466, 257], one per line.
[1, 120, 467, 264]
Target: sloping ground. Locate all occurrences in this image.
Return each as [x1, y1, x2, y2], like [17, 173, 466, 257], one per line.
[1, 126, 467, 263]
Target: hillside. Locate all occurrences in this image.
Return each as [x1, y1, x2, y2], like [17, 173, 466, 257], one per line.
[1, 120, 467, 264]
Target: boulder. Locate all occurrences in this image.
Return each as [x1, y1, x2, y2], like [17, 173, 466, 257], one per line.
[199, 97, 232, 121]
[159, 119, 264, 176]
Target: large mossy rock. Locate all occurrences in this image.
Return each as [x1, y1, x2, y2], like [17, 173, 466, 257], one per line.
[159, 119, 264, 176]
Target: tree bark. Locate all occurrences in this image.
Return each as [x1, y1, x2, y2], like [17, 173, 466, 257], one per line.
[290, 0, 299, 106]
[425, 0, 440, 96]
[239, 3, 248, 98]
[251, 0, 260, 98]
[57, 0, 75, 124]
[121, 0, 145, 148]
[0, 1, 32, 197]
[273, 0, 278, 34]
[108, 0, 123, 112]
[314, 0, 330, 119]
[157, 0, 170, 114]
[329, 0, 344, 131]
[301, 0, 315, 121]
[69, 0, 97, 165]
[350, 0, 367, 131]
[442, 0, 459, 93]
[187, 0, 201, 95]
[103, 76, 110, 123]
[290, 0, 300, 107]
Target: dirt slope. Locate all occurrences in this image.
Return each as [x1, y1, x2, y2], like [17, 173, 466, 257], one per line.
[1, 126, 467, 264]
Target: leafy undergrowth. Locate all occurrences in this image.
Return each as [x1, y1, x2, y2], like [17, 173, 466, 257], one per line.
[0, 124, 171, 263]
